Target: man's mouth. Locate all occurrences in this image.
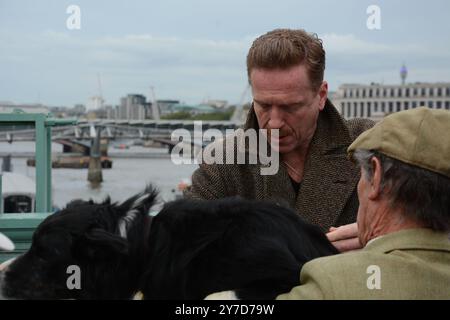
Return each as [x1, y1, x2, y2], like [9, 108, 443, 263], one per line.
[272, 134, 290, 142]
[264, 129, 292, 147]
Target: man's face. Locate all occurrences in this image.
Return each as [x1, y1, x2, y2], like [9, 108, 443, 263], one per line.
[250, 64, 327, 155]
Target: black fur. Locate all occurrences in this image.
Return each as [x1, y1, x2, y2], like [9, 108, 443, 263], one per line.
[0, 185, 337, 300]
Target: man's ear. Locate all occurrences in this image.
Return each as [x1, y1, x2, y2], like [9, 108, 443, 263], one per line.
[368, 156, 383, 200]
[318, 81, 328, 111]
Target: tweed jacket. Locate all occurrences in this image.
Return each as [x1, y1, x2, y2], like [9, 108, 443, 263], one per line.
[276, 228, 450, 300]
[184, 100, 374, 231]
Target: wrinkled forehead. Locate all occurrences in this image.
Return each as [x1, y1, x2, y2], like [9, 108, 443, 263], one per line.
[250, 65, 315, 89]
[250, 67, 317, 102]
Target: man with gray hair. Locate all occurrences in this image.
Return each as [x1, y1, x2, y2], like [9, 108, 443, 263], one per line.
[277, 107, 450, 299]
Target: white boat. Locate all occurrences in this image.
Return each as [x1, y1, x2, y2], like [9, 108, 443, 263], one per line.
[1, 172, 36, 213]
[0, 232, 14, 251]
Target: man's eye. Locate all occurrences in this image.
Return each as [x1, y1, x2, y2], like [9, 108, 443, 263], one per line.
[285, 103, 305, 112]
[290, 104, 302, 111]
[287, 103, 304, 111]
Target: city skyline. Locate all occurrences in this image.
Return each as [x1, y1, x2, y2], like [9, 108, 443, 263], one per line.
[1, 0, 450, 107]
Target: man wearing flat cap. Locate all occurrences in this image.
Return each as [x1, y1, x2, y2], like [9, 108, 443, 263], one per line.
[277, 107, 450, 299]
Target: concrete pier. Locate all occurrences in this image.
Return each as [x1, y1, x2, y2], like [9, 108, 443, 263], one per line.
[87, 156, 103, 184]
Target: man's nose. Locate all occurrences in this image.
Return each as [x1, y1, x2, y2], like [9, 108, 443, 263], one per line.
[267, 106, 284, 129]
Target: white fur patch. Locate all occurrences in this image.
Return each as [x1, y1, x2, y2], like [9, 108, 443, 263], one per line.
[131, 194, 150, 210]
[0, 258, 16, 272]
[118, 193, 150, 239]
[118, 210, 137, 239]
[204, 290, 239, 300]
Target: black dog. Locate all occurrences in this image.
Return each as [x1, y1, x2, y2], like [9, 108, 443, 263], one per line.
[0, 186, 337, 300]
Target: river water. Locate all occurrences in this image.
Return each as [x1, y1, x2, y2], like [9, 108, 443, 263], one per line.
[0, 141, 198, 210]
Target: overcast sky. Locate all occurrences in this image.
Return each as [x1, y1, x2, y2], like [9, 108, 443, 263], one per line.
[1, 0, 450, 107]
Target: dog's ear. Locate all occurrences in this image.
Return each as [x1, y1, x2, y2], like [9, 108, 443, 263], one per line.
[101, 196, 111, 205]
[117, 185, 158, 216]
[77, 228, 129, 260]
[116, 186, 158, 239]
[65, 198, 92, 209]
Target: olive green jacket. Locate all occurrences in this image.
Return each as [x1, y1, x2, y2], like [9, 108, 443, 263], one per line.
[277, 228, 450, 300]
[184, 100, 374, 231]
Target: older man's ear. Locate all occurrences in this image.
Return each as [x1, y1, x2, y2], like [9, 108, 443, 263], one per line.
[325, 157, 385, 253]
[368, 156, 383, 201]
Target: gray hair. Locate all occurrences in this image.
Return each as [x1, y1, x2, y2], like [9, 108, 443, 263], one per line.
[352, 149, 450, 232]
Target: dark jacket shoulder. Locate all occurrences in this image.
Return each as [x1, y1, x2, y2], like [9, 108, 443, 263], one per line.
[345, 118, 375, 141]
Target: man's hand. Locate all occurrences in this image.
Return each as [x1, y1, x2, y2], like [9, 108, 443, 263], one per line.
[326, 223, 362, 253]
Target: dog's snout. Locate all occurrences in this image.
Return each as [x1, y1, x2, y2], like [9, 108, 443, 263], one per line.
[0, 259, 13, 273]
[0, 258, 16, 300]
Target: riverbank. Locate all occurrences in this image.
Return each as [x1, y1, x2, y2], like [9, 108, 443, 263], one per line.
[0, 151, 172, 159]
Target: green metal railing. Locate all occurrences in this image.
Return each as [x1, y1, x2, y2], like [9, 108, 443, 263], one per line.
[0, 110, 77, 262]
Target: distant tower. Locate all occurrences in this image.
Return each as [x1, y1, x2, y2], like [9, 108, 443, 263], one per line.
[86, 74, 105, 111]
[400, 64, 408, 85]
[149, 86, 160, 120]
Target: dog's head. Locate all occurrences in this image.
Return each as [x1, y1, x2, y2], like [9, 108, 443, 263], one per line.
[0, 186, 158, 300]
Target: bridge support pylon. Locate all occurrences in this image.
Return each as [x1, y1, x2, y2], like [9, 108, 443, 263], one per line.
[88, 157, 103, 185]
[87, 126, 103, 185]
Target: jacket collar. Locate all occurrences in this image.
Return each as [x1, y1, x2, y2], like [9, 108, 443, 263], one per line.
[365, 228, 450, 253]
[293, 101, 359, 228]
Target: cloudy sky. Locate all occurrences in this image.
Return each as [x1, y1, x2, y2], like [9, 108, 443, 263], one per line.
[1, 0, 450, 108]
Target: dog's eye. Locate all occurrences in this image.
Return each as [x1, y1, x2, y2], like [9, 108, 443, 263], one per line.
[32, 234, 71, 260]
[33, 241, 56, 256]
[34, 244, 68, 262]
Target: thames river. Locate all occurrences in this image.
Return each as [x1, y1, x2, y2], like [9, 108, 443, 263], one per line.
[0, 141, 198, 210]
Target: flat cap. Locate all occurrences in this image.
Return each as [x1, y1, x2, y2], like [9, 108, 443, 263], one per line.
[348, 107, 450, 178]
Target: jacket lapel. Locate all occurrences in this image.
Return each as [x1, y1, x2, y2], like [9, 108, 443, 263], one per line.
[240, 131, 297, 206]
[294, 101, 360, 228]
[262, 163, 297, 208]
